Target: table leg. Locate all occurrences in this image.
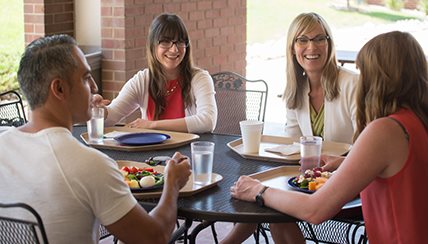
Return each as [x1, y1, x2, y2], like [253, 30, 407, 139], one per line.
[169, 218, 193, 244]
[188, 220, 217, 244]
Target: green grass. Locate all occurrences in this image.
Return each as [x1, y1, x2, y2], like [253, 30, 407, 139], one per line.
[247, 0, 423, 44]
[0, 0, 24, 54]
[0, 0, 24, 91]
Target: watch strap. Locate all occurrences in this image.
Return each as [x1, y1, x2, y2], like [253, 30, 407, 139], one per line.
[256, 186, 269, 207]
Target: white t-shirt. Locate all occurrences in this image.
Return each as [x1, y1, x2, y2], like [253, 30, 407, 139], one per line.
[0, 127, 137, 243]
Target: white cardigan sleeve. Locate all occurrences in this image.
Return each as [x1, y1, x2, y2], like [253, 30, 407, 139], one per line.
[285, 107, 303, 137]
[184, 70, 218, 133]
[105, 70, 149, 127]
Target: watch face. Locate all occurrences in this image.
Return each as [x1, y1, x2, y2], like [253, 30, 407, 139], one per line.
[256, 194, 264, 207]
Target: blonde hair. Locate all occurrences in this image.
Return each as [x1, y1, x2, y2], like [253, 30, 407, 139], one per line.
[284, 12, 339, 109]
[354, 31, 428, 141]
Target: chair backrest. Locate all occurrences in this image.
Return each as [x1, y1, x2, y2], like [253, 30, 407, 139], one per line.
[297, 219, 368, 244]
[211, 71, 268, 135]
[0, 90, 27, 127]
[0, 202, 49, 244]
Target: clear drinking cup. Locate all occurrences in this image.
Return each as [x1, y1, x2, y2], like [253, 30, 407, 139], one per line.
[300, 136, 323, 173]
[87, 107, 104, 143]
[191, 141, 215, 185]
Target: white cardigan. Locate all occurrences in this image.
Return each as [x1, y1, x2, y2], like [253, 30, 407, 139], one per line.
[105, 69, 217, 133]
[285, 68, 358, 144]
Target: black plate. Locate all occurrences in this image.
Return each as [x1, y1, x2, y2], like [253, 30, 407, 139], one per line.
[287, 177, 314, 194]
[114, 132, 170, 146]
[131, 183, 163, 193]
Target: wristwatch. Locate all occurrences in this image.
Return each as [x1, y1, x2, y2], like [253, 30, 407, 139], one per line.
[255, 186, 269, 207]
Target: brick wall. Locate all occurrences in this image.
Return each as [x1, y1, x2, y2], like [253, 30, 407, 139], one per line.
[366, 0, 384, 5]
[366, 0, 420, 9]
[404, 0, 419, 9]
[24, 0, 74, 45]
[100, 0, 247, 99]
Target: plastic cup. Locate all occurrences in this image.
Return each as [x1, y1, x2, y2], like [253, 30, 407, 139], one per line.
[300, 136, 323, 173]
[87, 107, 104, 143]
[191, 141, 215, 185]
[239, 120, 264, 153]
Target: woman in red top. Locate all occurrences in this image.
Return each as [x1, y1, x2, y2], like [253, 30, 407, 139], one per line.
[230, 31, 428, 243]
[94, 13, 217, 133]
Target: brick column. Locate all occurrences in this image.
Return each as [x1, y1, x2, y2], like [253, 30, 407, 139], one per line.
[366, 0, 384, 5]
[100, 0, 247, 99]
[404, 0, 419, 9]
[23, 0, 74, 45]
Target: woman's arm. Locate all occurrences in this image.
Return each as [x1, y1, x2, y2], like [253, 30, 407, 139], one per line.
[284, 107, 303, 137]
[105, 71, 147, 126]
[128, 117, 188, 132]
[232, 117, 409, 224]
[184, 70, 218, 133]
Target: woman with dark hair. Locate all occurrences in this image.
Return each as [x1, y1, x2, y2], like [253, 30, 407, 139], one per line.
[97, 13, 217, 133]
[230, 31, 428, 243]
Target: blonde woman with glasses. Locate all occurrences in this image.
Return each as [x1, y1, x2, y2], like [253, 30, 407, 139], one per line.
[94, 13, 217, 133]
[284, 12, 358, 144]
[221, 12, 358, 244]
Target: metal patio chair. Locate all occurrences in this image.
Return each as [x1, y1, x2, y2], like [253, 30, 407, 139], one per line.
[0, 202, 49, 244]
[255, 219, 368, 244]
[297, 219, 368, 244]
[0, 90, 27, 127]
[211, 71, 268, 135]
[99, 224, 119, 243]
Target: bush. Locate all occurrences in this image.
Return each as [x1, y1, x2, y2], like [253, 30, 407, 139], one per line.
[422, 0, 428, 15]
[386, 0, 404, 11]
[0, 52, 20, 92]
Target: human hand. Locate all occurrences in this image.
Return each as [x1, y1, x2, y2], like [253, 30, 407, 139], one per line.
[91, 94, 110, 108]
[163, 152, 191, 191]
[320, 155, 345, 172]
[230, 175, 265, 202]
[127, 118, 155, 129]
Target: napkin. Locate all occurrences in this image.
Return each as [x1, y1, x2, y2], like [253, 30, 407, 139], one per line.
[264, 142, 300, 156]
[103, 131, 132, 138]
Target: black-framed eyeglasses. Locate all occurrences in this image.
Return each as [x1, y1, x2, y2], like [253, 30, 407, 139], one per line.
[295, 35, 330, 47]
[158, 39, 189, 49]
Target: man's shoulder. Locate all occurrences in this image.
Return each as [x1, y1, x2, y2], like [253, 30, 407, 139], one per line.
[45, 129, 114, 167]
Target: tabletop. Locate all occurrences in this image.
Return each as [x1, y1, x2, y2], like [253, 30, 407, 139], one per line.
[71, 125, 362, 224]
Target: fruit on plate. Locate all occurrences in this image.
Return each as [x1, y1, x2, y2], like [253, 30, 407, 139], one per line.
[120, 165, 164, 189]
[293, 167, 333, 191]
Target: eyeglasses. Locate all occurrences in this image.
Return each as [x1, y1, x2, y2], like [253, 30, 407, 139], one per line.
[158, 39, 189, 49]
[295, 35, 330, 47]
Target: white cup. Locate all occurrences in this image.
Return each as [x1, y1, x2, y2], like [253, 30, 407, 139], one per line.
[87, 107, 104, 143]
[239, 120, 264, 153]
[300, 136, 323, 173]
[191, 141, 215, 185]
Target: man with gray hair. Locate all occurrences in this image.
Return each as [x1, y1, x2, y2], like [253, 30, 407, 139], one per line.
[0, 34, 191, 243]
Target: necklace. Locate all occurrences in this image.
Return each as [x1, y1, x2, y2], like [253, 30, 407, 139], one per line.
[165, 84, 178, 96]
[165, 80, 179, 96]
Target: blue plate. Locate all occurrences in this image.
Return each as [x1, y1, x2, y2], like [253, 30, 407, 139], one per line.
[114, 132, 170, 146]
[287, 177, 314, 194]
